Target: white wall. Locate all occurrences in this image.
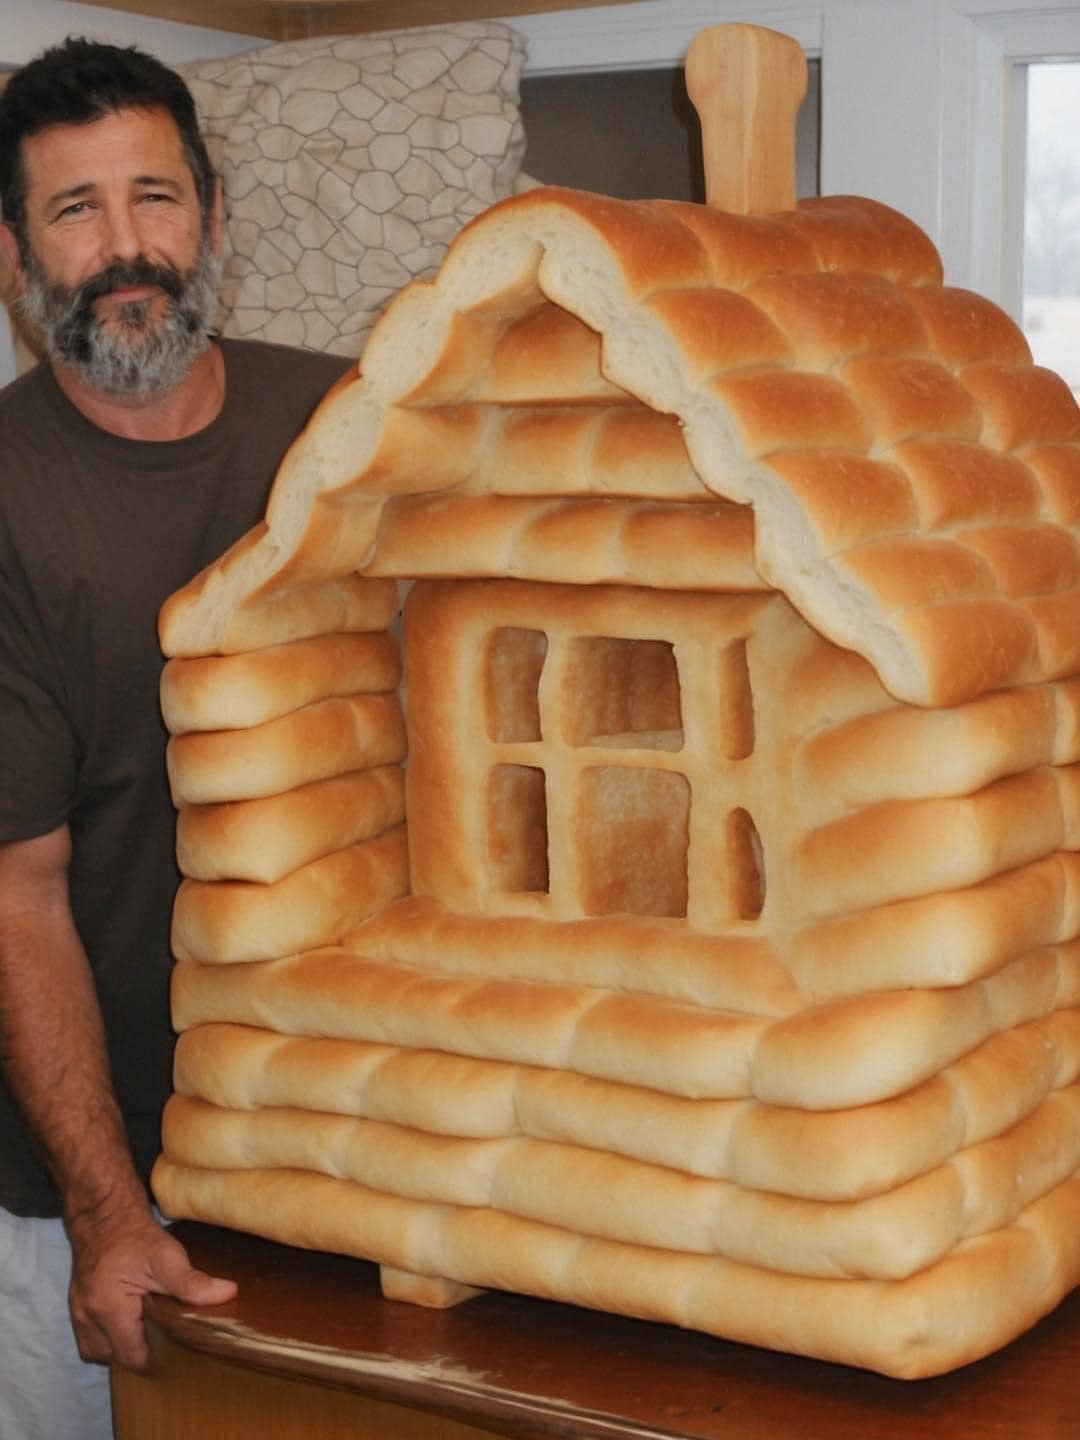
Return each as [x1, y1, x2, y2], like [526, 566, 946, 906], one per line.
[0, 1, 260, 384]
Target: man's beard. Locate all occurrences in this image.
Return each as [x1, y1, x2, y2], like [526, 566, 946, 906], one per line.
[18, 238, 222, 399]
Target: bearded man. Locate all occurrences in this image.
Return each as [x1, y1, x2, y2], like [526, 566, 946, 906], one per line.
[0, 38, 351, 1440]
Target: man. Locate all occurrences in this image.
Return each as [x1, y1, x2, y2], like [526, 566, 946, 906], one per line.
[0, 38, 352, 1440]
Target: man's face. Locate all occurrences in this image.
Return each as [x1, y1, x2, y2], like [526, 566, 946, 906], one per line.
[13, 105, 221, 397]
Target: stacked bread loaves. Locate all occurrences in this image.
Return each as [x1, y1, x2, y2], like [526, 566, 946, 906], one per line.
[153, 176, 1080, 1377]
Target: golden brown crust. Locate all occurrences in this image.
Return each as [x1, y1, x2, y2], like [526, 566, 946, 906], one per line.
[362, 495, 762, 592]
[166, 694, 406, 806]
[891, 441, 1042, 530]
[157, 1082, 1080, 1281]
[161, 631, 401, 734]
[1026, 442, 1080, 526]
[161, 572, 400, 659]
[791, 770, 1066, 920]
[651, 199, 819, 285]
[840, 355, 981, 448]
[168, 934, 1077, 1114]
[151, 1158, 1080, 1379]
[176, 766, 405, 884]
[783, 194, 944, 285]
[960, 362, 1080, 451]
[470, 303, 628, 405]
[889, 600, 1040, 708]
[1026, 590, 1080, 681]
[906, 285, 1031, 367]
[170, 1005, 1080, 1205]
[709, 370, 872, 457]
[642, 287, 793, 378]
[744, 271, 929, 370]
[171, 829, 410, 964]
[833, 537, 997, 610]
[790, 864, 1076, 999]
[348, 898, 798, 1016]
[793, 685, 1058, 827]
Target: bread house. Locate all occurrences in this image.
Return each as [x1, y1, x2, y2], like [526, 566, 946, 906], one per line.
[151, 25, 1080, 1380]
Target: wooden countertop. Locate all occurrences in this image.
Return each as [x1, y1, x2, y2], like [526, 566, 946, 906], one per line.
[127, 1222, 1080, 1440]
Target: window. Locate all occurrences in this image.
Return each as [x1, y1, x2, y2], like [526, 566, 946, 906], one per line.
[484, 627, 547, 742]
[1022, 62, 1080, 395]
[488, 764, 549, 894]
[578, 766, 690, 917]
[563, 636, 683, 750]
[472, 584, 768, 925]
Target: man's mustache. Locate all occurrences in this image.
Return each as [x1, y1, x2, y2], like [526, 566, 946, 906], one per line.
[74, 257, 186, 310]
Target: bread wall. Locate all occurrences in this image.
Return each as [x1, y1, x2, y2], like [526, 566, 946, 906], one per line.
[163, 575, 409, 959]
[156, 569, 1080, 1377]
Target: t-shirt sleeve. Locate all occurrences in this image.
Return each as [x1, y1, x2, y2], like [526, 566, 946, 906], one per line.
[0, 527, 79, 845]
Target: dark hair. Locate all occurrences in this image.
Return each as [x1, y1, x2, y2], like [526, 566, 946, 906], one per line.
[0, 37, 215, 251]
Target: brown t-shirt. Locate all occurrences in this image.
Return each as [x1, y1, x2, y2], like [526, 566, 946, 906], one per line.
[0, 338, 352, 1215]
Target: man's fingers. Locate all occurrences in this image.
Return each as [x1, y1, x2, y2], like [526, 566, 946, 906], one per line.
[104, 1315, 150, 1374]
[149, 1236, 238, 1307]
[72, 1296, 149, 1372]
[181, 1269, 238, 1305]
[163, 1264, 238, 1307]
[72, 1312, 112, 1366]
[67, 1218, 237, 1376]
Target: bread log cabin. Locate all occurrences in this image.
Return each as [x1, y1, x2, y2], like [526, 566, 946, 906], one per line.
[151, 25, 1080, 1380]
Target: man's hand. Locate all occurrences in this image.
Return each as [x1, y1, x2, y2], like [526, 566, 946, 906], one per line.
[68, 1201, 237, 1371]
[0, 826, 237, 1372]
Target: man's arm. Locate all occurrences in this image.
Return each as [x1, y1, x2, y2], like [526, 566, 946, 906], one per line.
[0, 823, 236, 1371]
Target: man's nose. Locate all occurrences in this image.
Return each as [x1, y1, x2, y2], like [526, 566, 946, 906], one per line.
[100, 202, 144, 263]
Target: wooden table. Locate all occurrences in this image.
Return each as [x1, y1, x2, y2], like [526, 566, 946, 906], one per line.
[111, 1222, 1080, 1440]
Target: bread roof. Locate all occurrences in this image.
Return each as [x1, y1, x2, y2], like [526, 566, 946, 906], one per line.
[160, 185, 1080, 708]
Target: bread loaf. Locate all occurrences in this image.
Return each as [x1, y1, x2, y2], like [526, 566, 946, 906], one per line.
[150, 1158, 1080, 1379]
[172, 830, 409, 964]
[171, 1011, 1080, 1204]
[176, 767, 404, 885]
[162, 632, 401, 734]
[159, 1083, 1080, 1281]
[167, 694, 405, 807]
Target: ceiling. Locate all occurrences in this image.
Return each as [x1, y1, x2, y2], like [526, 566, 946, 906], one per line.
[69, 0, 635, 42]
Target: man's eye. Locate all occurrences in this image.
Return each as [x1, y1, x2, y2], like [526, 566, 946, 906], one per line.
[56, 201, 91, 220]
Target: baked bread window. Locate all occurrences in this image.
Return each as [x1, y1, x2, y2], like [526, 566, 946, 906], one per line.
[404, 578, 769, 924]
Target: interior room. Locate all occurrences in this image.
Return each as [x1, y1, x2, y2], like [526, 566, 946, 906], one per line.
[0, 4, 1077, 1438]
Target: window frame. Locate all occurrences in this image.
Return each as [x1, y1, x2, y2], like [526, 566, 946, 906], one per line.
[940, 4, 1080, 317]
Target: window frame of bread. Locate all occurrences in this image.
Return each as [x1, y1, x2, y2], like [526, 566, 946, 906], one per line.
[403, 578, 773, 928]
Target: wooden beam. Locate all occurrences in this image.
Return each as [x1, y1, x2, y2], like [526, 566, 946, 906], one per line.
[67, 0, 644, 44]
[301, 0, 642, 37]
[67, 0, 292, 40]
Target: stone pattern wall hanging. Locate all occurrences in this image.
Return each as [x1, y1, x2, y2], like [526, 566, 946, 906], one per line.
[179, 23, 528, 356]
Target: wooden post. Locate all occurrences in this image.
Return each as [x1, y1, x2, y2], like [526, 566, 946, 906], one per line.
[684, 22, 808, 215]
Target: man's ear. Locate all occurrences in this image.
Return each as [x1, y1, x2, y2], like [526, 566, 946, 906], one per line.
[0, 222, 25, 299]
